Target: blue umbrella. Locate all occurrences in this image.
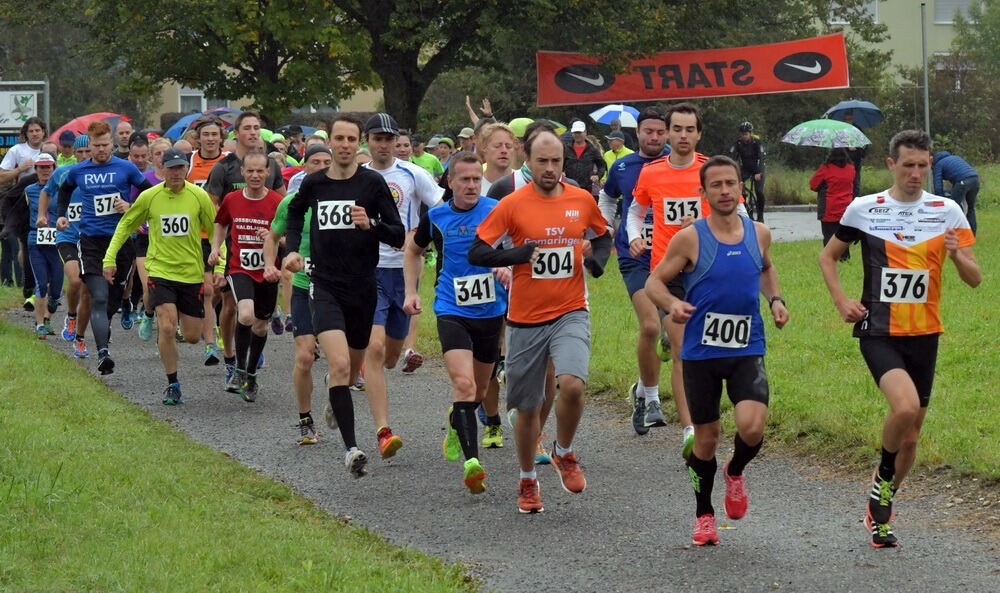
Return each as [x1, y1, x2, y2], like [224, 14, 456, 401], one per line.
[824, 100, 884, 129]
[164, 108, 241, 140]
[589, 104, 640, 128]
[164, 113, 201, 141]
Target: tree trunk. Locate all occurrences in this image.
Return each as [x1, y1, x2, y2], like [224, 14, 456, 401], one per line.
[372, 57, 427, 132]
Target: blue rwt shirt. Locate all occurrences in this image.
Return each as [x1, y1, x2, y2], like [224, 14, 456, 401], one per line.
[416, 197, 508, 319]
[25, 182, 59, 247]
[46, 163, 84, 244]
[59, 156, 146, 237]
[602, 148, 669, 265]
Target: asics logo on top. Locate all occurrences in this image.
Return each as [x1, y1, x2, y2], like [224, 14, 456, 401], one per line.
[554, 65, 616, 94]
[772, 52, 832, 83]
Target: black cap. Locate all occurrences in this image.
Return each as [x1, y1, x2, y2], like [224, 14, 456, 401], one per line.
[162, 147, 188, 168]
[59, 130, 76, 145]
[411, 133, 424, 145]
[303, 144, 332, 161]
[364, 113, 399, 136]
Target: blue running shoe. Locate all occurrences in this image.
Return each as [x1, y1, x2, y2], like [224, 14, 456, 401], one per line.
[162, 382, 182, 405]
[257, 352, 265, 370]
[62, 316, 77, 341]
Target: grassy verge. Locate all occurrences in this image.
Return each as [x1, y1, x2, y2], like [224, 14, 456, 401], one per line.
[418, 210, 998, 479]
[0, 299, 474, 593]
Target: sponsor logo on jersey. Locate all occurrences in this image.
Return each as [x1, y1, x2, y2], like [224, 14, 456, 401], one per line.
[893, 232, 917, 242]
[923, 200, 946, 207]
[868, 207, 891, 214]
[870, 225, 904, 231]
[918, 217, 945, 223]
[869, 218, 891, 223]
[896, 210, 914, 217]
[725, 250, 742, 256]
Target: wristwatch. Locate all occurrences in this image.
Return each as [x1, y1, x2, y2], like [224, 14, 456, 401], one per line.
[769, 295, 786, 307]
[368, 217, 378, 230]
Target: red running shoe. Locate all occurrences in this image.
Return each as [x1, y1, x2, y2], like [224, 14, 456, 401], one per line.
[722, 461, 748, 520]
[692, 513, 719, 546]
[551, 443, 586, 493]
[517, 478, 543, 513]
[377, 426, 402, 459]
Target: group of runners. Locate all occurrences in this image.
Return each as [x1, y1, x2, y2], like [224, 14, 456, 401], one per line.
[8, 103, 980, 549]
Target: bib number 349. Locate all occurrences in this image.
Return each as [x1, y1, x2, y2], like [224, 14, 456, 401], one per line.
[531, 246, 574, 279]
[454, 273, 495, 306]
[701, 312, 751, 349]
[880, 268, 929, 303]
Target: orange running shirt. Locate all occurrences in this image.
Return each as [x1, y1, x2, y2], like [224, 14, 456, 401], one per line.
[632, 152, 710, 269]
[475, 182, 607, 325]
[838, 191, 975, 337]
[187, 151, 225, 238]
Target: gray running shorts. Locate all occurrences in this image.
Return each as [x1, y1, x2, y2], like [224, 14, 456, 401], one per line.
[505, 309, 591, 411]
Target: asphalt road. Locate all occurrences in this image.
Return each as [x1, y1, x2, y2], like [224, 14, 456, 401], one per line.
[17, 214, 1000, 592]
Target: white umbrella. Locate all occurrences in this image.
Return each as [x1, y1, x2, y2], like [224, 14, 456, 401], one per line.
[589, 104, 639, 128]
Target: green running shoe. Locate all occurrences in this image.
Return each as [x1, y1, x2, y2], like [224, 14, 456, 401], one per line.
[442, 406, 461, 462]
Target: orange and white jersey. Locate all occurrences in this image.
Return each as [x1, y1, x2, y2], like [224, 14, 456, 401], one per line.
[838, 191, 975, 337]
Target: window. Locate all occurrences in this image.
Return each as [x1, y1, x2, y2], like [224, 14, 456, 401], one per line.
[935, 0, 972, 24]
[830, 0, 878, 25]
[179, 87, 229, 113]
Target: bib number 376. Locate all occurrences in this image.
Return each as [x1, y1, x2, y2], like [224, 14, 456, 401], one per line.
[531, 246, 574, 279]
[701, 312, 751, 349]
[317, 200, 355, 230]
[454, 273, 495, 306]
[880, 268, 929, 303]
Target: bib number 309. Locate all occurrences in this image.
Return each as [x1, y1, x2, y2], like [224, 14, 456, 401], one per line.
[240, 248, 265, 271]
[880, 268, 929, 303]
[317, 200, 355, 230]
[531, 246, 574, 279]
[454, 273, 496, 306]
[701, 312, 751, 349]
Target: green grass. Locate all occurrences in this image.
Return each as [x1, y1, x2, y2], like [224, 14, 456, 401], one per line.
[0, 300, 474, 593]
[418, 210, 999, 479]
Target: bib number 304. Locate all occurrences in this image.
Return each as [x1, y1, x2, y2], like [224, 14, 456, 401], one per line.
[531, 246, 574, 279]
[317, 200, 355, 230]
[880, 268, 929, 303]
[454, 273, 496, 306]
[701, 312, 751, 349]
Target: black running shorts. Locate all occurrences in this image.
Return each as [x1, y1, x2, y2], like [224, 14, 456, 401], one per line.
[859, 334, 939, 407]
[683, 356, 769, 425]
[310, 278, 376, 350]
[148, 276, 205, 318]
[436, 314, 504, 363]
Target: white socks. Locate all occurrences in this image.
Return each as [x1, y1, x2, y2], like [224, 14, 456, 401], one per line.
[519, 470, 537, 480]
[639, 379, 660, 404]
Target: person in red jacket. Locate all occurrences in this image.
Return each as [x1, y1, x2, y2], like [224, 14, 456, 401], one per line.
[810, 148, 856, 262]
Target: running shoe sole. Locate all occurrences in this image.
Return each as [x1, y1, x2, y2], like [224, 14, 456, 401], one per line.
[98, 356, 115, 375]
[346, 449, 368, 478]
[379, 435, 402, 459]
[463, 458, 486, 494]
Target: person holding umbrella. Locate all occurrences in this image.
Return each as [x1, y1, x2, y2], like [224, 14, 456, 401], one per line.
[809, 148, 855, 261]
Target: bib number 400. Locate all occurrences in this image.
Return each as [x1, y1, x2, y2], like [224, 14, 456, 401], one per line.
[531, 246, 574, 279]
[701, 312, 751, 349]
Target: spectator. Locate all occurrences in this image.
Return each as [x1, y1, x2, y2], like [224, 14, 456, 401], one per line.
[0, 116, 46, 185]
[113, 121, 133, 160]
[410, 133, 444, 180]
[563, 120, 605, 197]
[458, 127, 475, 152]
[57, 130, 77, 167]
[842, 113, 866, 196]
[609, 118, 638, 151]
[602, 130, 634, 181]
[933, 150, 979, 235]
[810, 148, 855, 262]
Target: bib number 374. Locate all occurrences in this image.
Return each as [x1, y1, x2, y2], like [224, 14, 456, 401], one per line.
[880, 268, 929, 303]
[454, 273, 496, 306]
[701, 312, 751, 349]
[94, 193, 119, 217]
[531, 246, 574, 279]
[317, 200, 355, 230]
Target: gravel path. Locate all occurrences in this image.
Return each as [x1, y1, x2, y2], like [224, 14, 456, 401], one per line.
[15, 216, 999, 592]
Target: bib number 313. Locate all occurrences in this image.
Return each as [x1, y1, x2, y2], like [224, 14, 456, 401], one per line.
[880, 268, 929, 303]
[701, 312, 750, 349]
[531, 246, 574, 279]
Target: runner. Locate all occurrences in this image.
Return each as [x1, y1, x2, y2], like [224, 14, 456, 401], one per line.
[479, 123, 515, 195]
[208, 151, 283, 402]
[628, 102, 710, 457]
[128, 137, 173, 329]
[645, 155, 789, 546]
[55, 120, 152, 374]
[402, 151, 509, 493]
[596, 107, 674, 437]
[282, 114, 405, 477]
[818, 130, 980, 548]
[469, 129, 611, 513]
[179, 117, 227, 364]
[24, 153, 61, 338]
[263, 143, 334, 444]
[38, 134, 91, 354]
[362, 113, 443, 458]
[205, 112, 285, 384]
[102, 148, 217, 404]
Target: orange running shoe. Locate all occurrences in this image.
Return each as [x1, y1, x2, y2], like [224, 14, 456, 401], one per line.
[550, 442, 586, 493]
[517, 478, 543, 513]
[692, 514, 719, 546]
[377, 426, 402, 459]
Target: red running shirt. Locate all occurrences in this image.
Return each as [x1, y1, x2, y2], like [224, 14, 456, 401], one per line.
[216, 188, 283, 281]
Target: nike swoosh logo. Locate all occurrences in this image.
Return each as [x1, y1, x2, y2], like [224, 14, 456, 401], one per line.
[783, 61, 822, 74]
[566, 72, 605, 86]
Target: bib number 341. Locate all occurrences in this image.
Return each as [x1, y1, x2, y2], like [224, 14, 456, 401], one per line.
[531, 246, 574, 279]
[701, 312, 751, 349]
[454, 273, 496, 306]
[880, 268, 929, 303]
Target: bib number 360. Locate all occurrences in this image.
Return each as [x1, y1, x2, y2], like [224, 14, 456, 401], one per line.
[454, 273, 496, 306]
[160, 214, 190, 237]
[531, 246, 574, 279]
[880, 268, 929, 303]
[701, 312, 751, 349]
[317, 200, 355, 230]
[240, 248, 265, 271]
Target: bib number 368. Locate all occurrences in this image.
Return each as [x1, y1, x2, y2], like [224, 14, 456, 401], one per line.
[701, 312, 751, 349]
[317, 200, 355, 230]
[531, 246, 574, 279]
[880, 268, 928, 303]
[454, 273, 495, 306]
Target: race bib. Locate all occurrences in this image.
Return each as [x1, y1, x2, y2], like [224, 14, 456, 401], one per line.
[160, 214, 190, 237]
[316, 200, 355, 230]
[66, 203, 82, 222]
[642, 222, 654, 250]
[304, 256, 313, 277]
[193, 179, 207, 188]
[880, 268, 929, 303]
[35, 227, 57, 245]
[531, 246, 574, 279]
[454, 273, 496, 306]
[701, 312, 751, 349]
[662, 197, 701, 225]
[240, 248, 265, 271]
[94, 193, 119, 217]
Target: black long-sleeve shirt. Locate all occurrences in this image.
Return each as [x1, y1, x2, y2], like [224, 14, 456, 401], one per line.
[286, 167, 404, 284]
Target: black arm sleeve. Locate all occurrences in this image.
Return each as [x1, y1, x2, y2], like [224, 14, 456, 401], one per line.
[373, 182, 405, 248]
[486, 175, 513, 200]
[133, 179, 153, 195]
[412, 212, 432, 249]
[284, 179, 309, 253]
[57, 183, 73, 218]
[467, 237, 535, 267]
[835, 224, 861, 243]
[583, 232, 612, 278]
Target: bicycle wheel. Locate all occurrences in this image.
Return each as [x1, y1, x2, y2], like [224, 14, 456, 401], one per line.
[742, 181, 758, 220]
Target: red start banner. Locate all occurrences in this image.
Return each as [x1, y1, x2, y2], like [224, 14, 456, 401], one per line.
[536, 34, 849, 107]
